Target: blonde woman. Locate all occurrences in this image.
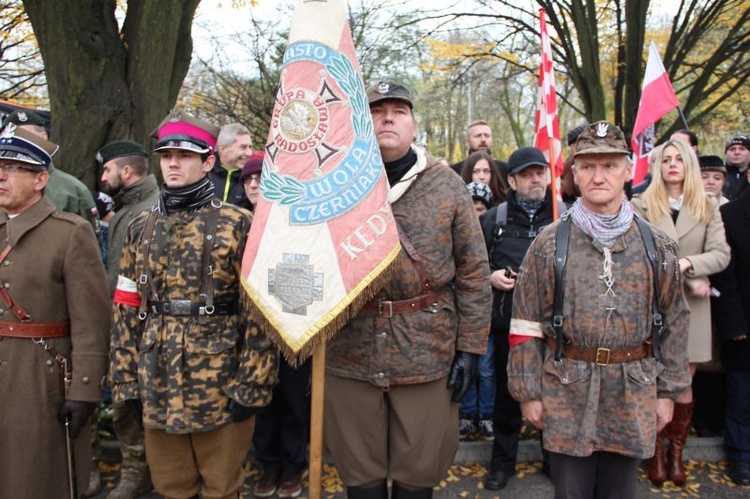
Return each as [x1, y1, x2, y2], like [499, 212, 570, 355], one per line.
[632, 139, 730, 487]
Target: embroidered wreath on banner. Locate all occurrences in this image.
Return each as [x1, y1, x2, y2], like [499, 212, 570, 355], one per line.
[262, 52, 371, 206]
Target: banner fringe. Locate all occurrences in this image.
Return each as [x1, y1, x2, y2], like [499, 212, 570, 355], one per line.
[245, 252, 401, 368]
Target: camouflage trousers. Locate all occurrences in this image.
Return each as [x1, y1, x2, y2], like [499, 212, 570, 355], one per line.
[113, 401, 150, 480]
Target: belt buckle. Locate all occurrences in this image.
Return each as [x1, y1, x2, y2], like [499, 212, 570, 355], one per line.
[378, 301, 394, 318]
[169, 299, 192, 316]
[595, 347, 611, 366]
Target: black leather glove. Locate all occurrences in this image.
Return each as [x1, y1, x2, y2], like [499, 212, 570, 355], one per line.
[125, 399, 144, 428]
[447, 351, 478, 402]
[57, 400, 96, 439]
[227, 398, 256, 423]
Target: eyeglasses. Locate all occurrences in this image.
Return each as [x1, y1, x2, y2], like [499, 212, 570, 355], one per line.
[0, 163, 42, 174]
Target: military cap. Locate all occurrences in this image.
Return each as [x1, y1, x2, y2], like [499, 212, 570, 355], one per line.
[2, 109, 46, 129]
[725, 134, 750, 152]
[96, 140, 147, 164]
[699, 154, 727, 174]
[240, 152, 264, 183]
[367, 81, 414, 108]
[574, 121, 630, 157]
[0, 123, 58, 169]
[152, 109, 220, 155]
[466, 181, 493, 209]
[507, 146, 549, 175]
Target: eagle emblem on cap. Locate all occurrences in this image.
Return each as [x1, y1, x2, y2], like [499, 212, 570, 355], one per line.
[1, 123, 16, 138]
[168, 109, 181, 122]
[596, 122, 608, 138]
[378, 82, 390, 94]
[17, 112, 27, 122]
[95, 152, 103, 163]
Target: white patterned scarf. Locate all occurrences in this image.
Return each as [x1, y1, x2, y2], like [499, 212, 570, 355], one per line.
[569, 198, 634, 248]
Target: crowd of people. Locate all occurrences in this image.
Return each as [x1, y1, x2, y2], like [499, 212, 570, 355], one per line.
[1, 79, 749, 499]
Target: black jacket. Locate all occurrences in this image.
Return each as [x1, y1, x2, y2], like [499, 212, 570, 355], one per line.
[722, 163, 748, 202]
[208, 157, 251, 210]
[479, 188, 556, 335]
[711, 187, 750, 369]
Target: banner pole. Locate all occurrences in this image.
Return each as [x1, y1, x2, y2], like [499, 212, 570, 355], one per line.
[309, 343, 326, 499]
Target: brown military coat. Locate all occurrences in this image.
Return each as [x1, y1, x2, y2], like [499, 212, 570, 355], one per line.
[326, 155, 492, 387]
[508, 219, 690, 458]
[110, 201, 278, 433]
[0, 197, 110, 498]
[631, 197, 730, 362]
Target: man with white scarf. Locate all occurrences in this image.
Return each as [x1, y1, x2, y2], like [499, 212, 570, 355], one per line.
[507, 121, 690, 498]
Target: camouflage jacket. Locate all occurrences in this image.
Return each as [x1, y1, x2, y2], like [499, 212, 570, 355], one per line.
[507, 218, 690, 458]
[326, 156, 492, 387]
[110, 200, 278, 434]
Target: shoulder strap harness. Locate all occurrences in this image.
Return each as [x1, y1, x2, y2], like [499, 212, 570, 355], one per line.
[552, 214, 662, 362]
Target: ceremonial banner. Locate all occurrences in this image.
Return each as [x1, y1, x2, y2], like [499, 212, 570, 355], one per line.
[533, 8, 564, 180]
[632, 41, 680, 184]
[241, 0, 400, 365]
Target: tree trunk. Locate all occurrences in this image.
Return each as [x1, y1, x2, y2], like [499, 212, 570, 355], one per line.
[21, 0, 200, 188]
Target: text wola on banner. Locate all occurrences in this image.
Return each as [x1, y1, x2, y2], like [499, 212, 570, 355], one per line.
[241, 0, 400, 366]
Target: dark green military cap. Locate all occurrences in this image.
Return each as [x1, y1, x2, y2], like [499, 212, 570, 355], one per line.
[367, 81, 414, 109]
[96, 140, 147, 165]
[2, 109, 46, 128]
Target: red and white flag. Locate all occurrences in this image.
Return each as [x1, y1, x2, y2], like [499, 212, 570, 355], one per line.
[241, 0, 400, 365]
[631, 41, 680, 184]
[534, 8, 564, 182]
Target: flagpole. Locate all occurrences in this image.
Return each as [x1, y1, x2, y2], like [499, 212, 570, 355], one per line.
[677, 106, 689, 129]
[549, 148, 560, 221]
[308, 344, 326, 499]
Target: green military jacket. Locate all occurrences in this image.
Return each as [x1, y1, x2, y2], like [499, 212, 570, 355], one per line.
[45, 163, 100, 241]
[110, 199, 278, 433]
[105, 175, 160, 294]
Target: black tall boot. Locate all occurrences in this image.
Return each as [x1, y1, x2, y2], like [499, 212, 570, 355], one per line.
[391, 482, 433, 499]
[347, 481, 388, 499]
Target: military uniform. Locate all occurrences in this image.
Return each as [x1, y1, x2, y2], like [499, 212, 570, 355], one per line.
[325, 146, 492, 488]
[47, 163, 100, 236]
[110, 110, 277, 499]
[0, 128, 110, 499]
[97, 139, 159, 499]
[106, 174, 159, 292]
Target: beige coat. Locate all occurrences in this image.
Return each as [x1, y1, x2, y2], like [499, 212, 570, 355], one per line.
[631, 196, 730, 362]
[0, 197, 110, 499]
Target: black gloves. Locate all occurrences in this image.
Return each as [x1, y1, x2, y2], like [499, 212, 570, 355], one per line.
[447, 351, 478, 402]
[57, 400, 96, 439]
[227, 398, 256, 423]
[125, 399, 144, 428]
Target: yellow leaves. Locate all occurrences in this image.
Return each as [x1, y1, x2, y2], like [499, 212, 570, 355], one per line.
[423, 37, 497, 73]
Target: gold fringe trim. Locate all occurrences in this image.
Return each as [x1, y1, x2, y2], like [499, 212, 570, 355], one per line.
[242, 245, 402, 368]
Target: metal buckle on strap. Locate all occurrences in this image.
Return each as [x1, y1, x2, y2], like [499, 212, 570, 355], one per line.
[378, 301, 394, 318]
[156, 299, 193, 316]
[595, 347, 611, 366]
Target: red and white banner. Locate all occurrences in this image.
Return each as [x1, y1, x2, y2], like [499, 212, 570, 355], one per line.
[631, 41, 680, 184]
[534, 8, 564, 181]
[241, 0, 400, 365]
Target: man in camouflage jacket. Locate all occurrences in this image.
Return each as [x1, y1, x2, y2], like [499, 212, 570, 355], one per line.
[324, 82, 492, 499]
[507, 122, 690, 498]
[110, 111, 277, 499]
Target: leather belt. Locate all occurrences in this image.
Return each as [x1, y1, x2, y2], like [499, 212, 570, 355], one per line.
[360, 292, 442, 318]
[0, 322, 71, 338]
[149, 300, 237, 317]
[545, 336, 650, 365]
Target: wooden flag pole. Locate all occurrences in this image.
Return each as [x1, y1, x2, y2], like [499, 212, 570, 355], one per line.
[549, 146, 560, 221]
[308, 343, 326, 499]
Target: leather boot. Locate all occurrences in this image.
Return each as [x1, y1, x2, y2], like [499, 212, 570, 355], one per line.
[346, 481, 388, 499]
[391, 482, 433, 499]
[666, 401, 694, 486]
[647, 429, 668, 486]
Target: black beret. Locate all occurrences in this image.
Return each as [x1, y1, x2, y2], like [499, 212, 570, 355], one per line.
[96, 140, 147, 164]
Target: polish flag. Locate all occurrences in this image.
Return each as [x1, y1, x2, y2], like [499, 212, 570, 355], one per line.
[631, 41, 680, 184]
[533, 8, 563, 218]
